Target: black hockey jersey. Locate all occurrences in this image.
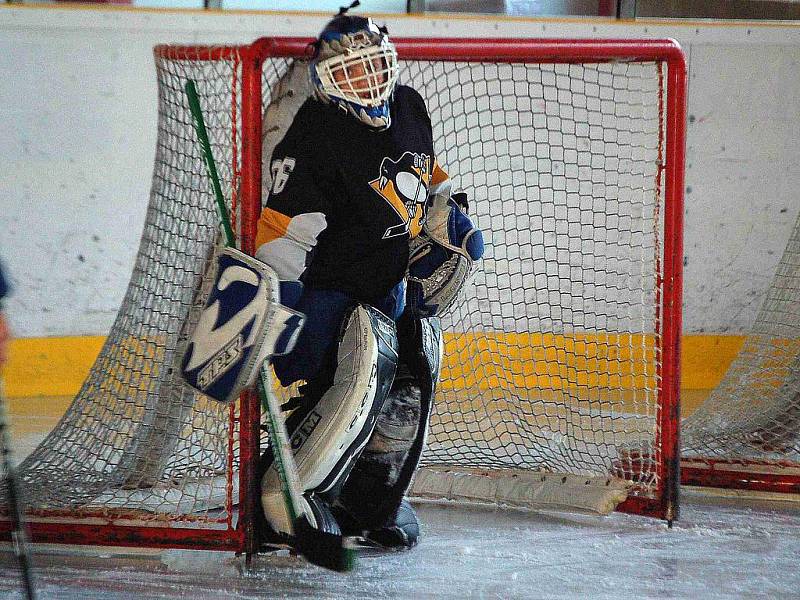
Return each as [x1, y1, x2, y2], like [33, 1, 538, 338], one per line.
[255, 85, 450, 306]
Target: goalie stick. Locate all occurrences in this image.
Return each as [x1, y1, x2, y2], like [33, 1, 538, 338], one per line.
[185, 80, 355, 573]
[0, 379, 35, 600]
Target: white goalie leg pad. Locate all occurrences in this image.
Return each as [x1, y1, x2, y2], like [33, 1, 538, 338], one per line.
[261, 305, 398, 535]
[334, 314, 443, 532]
[180, 247, 304, 404]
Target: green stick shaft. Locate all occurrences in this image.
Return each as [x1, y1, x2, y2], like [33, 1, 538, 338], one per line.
[185, 80, 235, 248]
[258, 370, 301, 523]
[184, 78, 354, 572]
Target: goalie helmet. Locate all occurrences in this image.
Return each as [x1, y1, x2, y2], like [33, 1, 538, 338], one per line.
[309, 14, 399, 130]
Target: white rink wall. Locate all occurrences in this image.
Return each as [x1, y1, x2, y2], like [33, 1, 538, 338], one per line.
[0, 6, 798, 337]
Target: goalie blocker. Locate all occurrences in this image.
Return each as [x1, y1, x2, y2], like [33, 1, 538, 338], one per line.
[181, 247, 304, 404]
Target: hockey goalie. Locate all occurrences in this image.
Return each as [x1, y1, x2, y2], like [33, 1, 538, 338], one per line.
[254, 11, 483, 552]
[184, 8, 483, 552]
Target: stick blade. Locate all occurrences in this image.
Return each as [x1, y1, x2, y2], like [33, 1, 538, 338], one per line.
[293, 517, 357, 573]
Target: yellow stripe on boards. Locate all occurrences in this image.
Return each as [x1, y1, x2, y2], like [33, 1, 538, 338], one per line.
[3, 336, 105, 398]
[1, 333, 748, 399]
[440, 333, 746, 392]
[440, 332, 659, 393]
[680, 335, 745, 390]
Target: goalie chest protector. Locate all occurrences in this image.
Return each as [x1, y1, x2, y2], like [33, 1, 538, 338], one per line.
[264, 85, 437, 306]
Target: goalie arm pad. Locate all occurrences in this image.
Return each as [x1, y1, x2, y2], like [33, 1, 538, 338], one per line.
[407, 191, 484, 317]
[180, 247, 305, 404]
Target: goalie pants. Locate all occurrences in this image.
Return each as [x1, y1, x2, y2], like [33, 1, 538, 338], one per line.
[272, 283, 405, 387]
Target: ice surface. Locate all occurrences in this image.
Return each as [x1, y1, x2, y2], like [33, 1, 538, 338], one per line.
[1, 490, 798, 599]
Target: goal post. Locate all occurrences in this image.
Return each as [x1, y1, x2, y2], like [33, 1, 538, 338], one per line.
[0, 37, 687, 555]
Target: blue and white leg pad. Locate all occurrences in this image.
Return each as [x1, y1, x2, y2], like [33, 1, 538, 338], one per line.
[181, 247, 305, 404]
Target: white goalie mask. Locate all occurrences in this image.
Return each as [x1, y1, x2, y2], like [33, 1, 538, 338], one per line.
[310, 16, 400, 129]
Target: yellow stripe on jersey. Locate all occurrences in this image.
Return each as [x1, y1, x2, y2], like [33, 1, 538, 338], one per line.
[255, 211, 328, 281]
[430, 160, 450, 189]
[256, 207, 292, 249]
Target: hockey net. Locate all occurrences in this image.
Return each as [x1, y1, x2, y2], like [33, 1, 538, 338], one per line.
[266, 39, 686, 520]
[0, 38, 685, 553]
[681, 208, 800, 493]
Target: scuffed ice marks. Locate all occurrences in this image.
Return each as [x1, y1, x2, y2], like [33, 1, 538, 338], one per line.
[0, 496, 798, 599]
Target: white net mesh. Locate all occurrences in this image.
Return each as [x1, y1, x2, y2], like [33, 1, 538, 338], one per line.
[8, 49, 251, 525]
[683, 208, 800, 464]
[401, 60, 666, 499]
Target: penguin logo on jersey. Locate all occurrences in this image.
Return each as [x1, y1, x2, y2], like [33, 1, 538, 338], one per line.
[369, 151, 432, 239]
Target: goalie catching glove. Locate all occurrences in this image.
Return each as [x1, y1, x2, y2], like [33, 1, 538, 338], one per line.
[407, 190, 484, 317]
[181, 247, 305, 404]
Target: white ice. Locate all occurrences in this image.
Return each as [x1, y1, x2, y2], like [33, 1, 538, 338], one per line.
[1, 488, 798, 599]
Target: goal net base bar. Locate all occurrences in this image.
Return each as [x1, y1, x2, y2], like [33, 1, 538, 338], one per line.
[0, 520, 243, 552]
[411, 466, 631, 515]
[681, 458, 800, 494]
[410, 466, 673, 519]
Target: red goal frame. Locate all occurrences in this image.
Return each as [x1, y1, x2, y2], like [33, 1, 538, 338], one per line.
[0, 37, 687, 556]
